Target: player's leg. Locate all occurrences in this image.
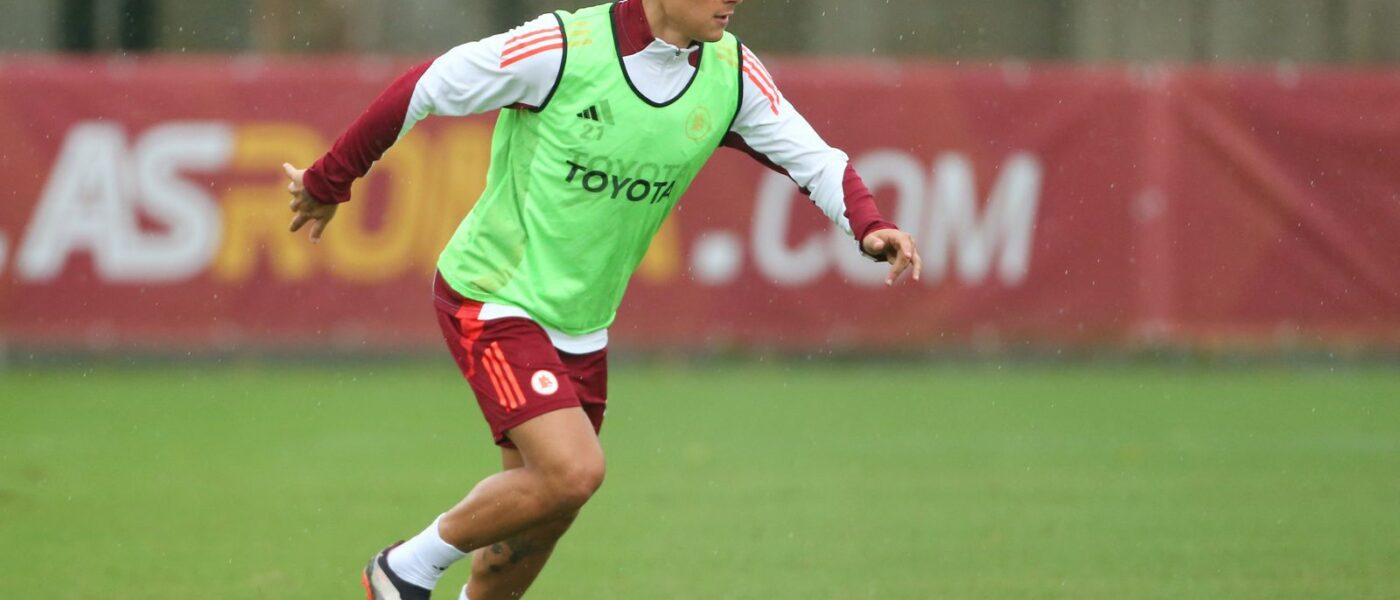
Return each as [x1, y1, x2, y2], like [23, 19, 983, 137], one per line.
[459, 348, 609, 599]
[371, 408, 602, 599]
[428, 276, 606, 551]
[459, 448, 580, 600]
[365, 276, 608, 599]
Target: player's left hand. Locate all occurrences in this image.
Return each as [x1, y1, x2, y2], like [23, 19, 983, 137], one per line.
[862, 228, 922, 286]
[282, 162, 337, 243]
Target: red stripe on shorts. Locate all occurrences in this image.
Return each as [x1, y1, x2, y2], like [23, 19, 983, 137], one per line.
[481, 348, 518, 410]
[488, 342, 529, 409]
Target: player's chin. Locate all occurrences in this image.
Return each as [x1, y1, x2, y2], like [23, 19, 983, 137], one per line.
[697, 24, 726, 43]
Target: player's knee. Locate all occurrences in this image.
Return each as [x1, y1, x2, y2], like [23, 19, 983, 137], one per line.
[546, 459, 605, 510]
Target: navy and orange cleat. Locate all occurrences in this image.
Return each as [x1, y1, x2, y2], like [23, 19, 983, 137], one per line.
[362, 543, 432, 600]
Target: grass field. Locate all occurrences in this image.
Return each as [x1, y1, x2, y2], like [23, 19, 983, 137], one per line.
[1, 360, 1398, 599]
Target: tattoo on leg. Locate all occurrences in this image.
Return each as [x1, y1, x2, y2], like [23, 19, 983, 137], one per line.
[484, 534, 552, 575]
[503, 534, 546, 565]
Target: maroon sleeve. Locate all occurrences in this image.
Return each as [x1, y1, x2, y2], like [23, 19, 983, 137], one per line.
[721, 133, 897, 244]
[842, 165, 898, 242]
[302, 60, 434, 205]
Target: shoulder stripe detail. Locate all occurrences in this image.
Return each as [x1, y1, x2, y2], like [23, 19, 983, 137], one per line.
[506, 26, 561, 45]
[501, 40, 564, 68]
[504, 32, 562, 56]
[740, 46, 780, 114]
[501, 43, 563, 68]
[743, 66, 779, 115]
[503, 33, 563, 59]
[740, 47, 778, 95]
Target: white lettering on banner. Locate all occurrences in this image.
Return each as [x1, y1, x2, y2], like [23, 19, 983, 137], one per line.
[130, 123, 230, 280]
[17, 122, 231, 282]
[745, 151, 1044, 288]
[18, 123, 128, 281]
[925, 152, 1042, 285]
[14, 123, 1038, 289]
[691, 230, 742, 285]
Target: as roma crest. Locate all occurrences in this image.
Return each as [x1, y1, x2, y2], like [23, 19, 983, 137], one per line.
[685, 106, 714, 141]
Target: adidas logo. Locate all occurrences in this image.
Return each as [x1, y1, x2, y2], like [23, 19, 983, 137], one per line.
[576, 100, 615, 125]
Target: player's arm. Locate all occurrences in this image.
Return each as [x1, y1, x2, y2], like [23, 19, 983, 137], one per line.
[725, 45, 921, 286]
[284, 15, 566, 241]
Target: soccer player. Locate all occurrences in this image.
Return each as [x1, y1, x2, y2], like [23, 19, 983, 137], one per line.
[282, 0, 921, 597]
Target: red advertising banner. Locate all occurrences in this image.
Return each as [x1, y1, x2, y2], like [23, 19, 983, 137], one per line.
[1, 58, 1398, 352]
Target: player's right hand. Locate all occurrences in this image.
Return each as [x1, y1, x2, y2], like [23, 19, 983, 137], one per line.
[862, 228, 922, 286]
[283, 162, 338, 243]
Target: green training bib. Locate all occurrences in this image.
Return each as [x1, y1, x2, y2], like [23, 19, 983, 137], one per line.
[436, 1, 742, 335]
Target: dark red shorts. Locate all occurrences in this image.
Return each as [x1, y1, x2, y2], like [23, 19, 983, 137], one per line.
[433, 273, 608, 447]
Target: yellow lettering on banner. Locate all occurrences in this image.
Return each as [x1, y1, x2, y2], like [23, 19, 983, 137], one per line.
[322, 132, 427, 284]
[214, 123, 327, 282]
[637, 219, 680, 283]
[419, 123, 491, 272]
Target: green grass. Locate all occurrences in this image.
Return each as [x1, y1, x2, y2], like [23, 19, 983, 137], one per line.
[2, 361, 1398, 598]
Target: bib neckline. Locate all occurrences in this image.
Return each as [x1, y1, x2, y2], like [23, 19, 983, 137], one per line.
[608, 1, 705, 108]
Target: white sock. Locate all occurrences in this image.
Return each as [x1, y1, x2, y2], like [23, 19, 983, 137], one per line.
[386, 515, 468, 590]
